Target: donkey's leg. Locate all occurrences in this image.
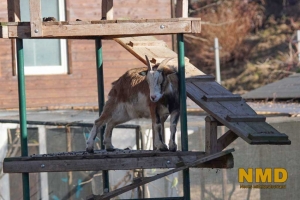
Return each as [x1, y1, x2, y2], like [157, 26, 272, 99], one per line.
[86, 124, 98, 153]
[86, 109, 112, 153]
[168, 110, 180, 152]
[103, 110, 131, 151]
[102, 121, 116, 151]
[153, 116, 169, 151]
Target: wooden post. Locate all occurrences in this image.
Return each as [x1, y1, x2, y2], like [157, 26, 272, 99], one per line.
[66, 126, 73, 200]
[102, 0, 113, 20]
[205, 116, 218, 154]
[7, 0, 20, 22]
[175, 0, 188, 18]
[173, 0, 188, 54]
[7, 0, 20, 76]
[29, 0, 43, 37]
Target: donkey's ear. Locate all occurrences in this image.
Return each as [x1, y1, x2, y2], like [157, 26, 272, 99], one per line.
[139, 70, 148, 76]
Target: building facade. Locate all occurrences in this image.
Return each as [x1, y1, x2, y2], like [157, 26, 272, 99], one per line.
[0, 0, 172, 109]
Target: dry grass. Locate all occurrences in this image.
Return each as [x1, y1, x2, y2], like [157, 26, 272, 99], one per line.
[186, 0, 262, 73]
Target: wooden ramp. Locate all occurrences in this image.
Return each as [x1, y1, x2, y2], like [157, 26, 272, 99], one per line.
[114, 36, 205, 78]
[115, 36, 291, 145]
[186, 76, 291, 145]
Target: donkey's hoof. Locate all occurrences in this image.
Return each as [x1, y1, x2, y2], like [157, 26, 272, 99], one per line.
[86, 147, 94, 153]
[158, 144, 169, 151]
[105, 144, 115, 151]
[168, 143, 177, 152]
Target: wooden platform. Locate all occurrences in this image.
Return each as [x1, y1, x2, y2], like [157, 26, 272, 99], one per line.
[0, 18, 201, 39]
[3, 149, 234, 173]
[88, 149, 234, 200]
[186, 75, 291, 145]
[114, 36, 205, 78]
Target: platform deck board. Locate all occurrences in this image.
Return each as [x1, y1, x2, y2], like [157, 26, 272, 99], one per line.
[3, 149, 234, 173]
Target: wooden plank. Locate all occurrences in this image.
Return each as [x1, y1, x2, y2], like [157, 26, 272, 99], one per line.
[186, 83, 274, 141]
[205, 116, 218, 154]
[189, 82, 279, 138]
[114, 36, 205, 78]
[3, 150, 234, 173]
[186, 82, 291, 145]
[175, 0, 188, 18]
[2, 19, 201, 39]
[42, 21, 191, 37]
[7, 0, 20, 22]
[193, 81, 233, 96]
[88, 149, 234, 200]
[102, 0, 114, 20]
[186, 75, 215, 82]
[29, 0, 43, 37]
[0, 26, 8, 38]
[127, 40, 167, 47]
[217, 130, 238, 151]
[7, 0, 20, 74]
[225, 115, 266, 122]
[202, 94, 242, 102]
[192, 20, 201, 33]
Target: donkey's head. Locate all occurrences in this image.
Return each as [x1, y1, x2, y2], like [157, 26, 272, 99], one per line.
[142, 55, 177, 102]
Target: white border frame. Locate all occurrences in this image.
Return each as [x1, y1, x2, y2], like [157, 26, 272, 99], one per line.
[23, 0, 68, 76]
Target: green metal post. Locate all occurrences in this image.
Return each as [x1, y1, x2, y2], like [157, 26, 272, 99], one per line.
[177, 33, 190, 200]
[16, 38, 30, 200]
[95, 38, 110, 193]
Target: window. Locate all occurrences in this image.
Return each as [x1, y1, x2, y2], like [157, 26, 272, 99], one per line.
[20, 0, 68, 75]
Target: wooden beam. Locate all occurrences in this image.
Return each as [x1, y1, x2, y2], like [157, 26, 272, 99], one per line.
[102, 0, 113, 20]
[217, 130, 238, 151]
[202, 94, 242, 102]
[42, 21, 191, 37]
[186, 75, 215, 82]
[29, 0, 43, 37]
[225, 115, 266, 122]
[3, 149, 234, 173]
[7, 0, 20, 22]
[87, 149, 234, 200]
[175, 0, 188, 18]
[2, 18, 201, 39]
[113, 36, 205, 78]
[192, 20, 201, 34]
[205, 116, 218, 154]
[7, 0, 20, 75]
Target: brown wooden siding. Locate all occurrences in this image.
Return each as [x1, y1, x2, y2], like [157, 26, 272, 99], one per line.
[0, 0, 172, 109]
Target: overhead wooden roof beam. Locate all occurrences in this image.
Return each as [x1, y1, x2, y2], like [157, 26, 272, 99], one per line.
[1, 18, 201, 39]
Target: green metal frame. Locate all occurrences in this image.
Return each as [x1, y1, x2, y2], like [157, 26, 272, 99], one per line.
[15, 35, 190, 200]
[95, 38, 110, 193]
[177, 33, 190, 200]
[16, 38, 30, 200]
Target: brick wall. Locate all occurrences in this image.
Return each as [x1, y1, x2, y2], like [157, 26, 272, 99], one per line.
[0, 0, 172, 109]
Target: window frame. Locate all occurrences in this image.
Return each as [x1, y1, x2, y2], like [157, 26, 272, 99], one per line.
[17, 0, 68, 76]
